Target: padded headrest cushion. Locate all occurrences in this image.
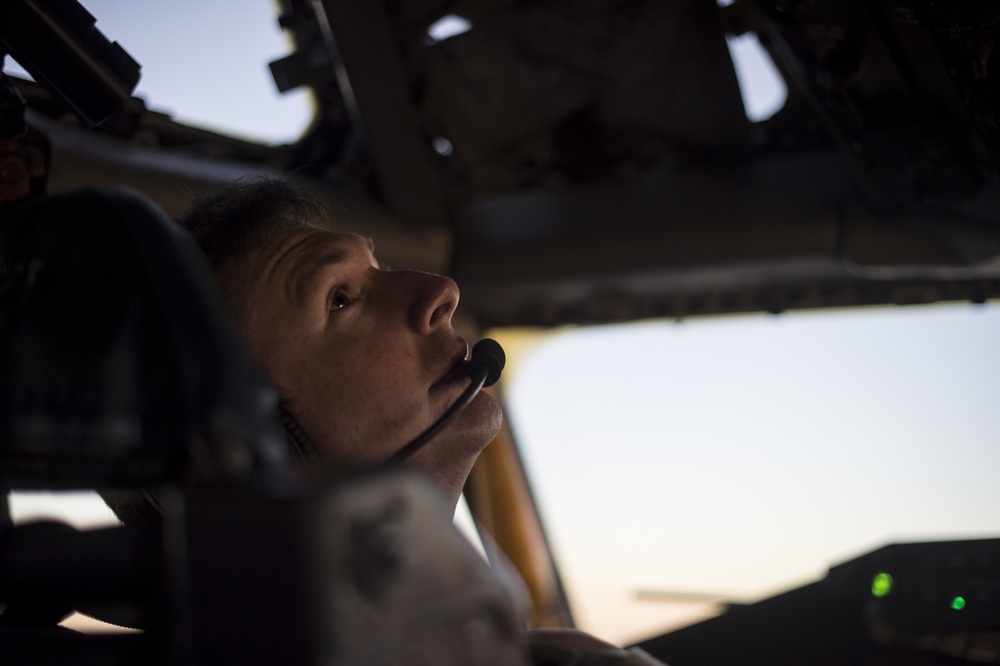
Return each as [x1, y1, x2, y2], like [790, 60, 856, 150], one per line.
[0, 188, 287, 489]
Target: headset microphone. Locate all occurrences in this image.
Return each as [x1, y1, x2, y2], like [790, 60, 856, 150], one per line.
[465, 338, 505, 388]
[387, 338, 505, 464]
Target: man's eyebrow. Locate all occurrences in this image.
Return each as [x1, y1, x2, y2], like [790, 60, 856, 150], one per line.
[289, 247, 349, 304]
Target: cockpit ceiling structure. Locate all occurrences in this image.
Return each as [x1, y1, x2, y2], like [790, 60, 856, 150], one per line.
[17, 0, 1000, 327]
[273, 0, 1000, 326]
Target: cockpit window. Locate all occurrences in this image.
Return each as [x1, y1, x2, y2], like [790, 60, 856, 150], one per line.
[506, 302, 1000, 644]
[3, 0, 313, 144]
[717, 0, 787, 122]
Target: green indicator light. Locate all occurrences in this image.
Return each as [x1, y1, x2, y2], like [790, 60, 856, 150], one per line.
[951, 596, 966, 611]
[871, 572, 893, 598]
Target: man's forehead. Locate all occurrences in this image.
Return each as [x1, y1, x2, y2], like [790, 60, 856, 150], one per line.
[270, 227, 377, 269]
[287, 227, 374, 253]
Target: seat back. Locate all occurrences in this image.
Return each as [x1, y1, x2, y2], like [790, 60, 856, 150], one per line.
[0, 187, 287, 490]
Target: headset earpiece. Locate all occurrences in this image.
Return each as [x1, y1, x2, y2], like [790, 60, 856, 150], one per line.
[280, 408, 317, 460]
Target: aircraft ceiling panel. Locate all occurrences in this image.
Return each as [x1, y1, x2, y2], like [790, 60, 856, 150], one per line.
[11, 0, 1000, 327]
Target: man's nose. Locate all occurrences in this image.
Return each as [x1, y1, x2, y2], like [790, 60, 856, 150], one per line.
[405, 271, 460, 333]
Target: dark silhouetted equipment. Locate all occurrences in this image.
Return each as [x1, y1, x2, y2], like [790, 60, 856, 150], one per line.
[0, 189, 289, 488]
[0, 0, 140, 127]
[637, 537, 1000, 666]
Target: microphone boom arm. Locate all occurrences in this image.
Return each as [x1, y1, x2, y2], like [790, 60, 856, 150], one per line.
[387, 364, 490, 464]
[387, 338, 505, 464]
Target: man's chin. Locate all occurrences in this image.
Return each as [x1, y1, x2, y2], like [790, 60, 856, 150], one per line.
[423, 388, 502, 457]
[461, 389, 504, 449]
[404, 390, 503, 507]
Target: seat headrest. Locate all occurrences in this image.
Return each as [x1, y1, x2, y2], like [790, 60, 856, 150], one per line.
[0, 188, 287, 489]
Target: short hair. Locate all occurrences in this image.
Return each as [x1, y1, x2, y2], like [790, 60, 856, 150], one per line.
[103, 176, 326, 526]
[179, 175, 330, 326]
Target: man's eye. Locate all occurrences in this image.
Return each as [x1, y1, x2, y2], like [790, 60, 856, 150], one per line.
[329, 290, 353, 312]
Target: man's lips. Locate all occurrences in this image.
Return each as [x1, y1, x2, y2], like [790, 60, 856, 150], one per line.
[433, 341, 471, 387]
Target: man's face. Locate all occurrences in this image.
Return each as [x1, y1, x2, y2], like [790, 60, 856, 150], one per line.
[243, 224, 502, 505]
